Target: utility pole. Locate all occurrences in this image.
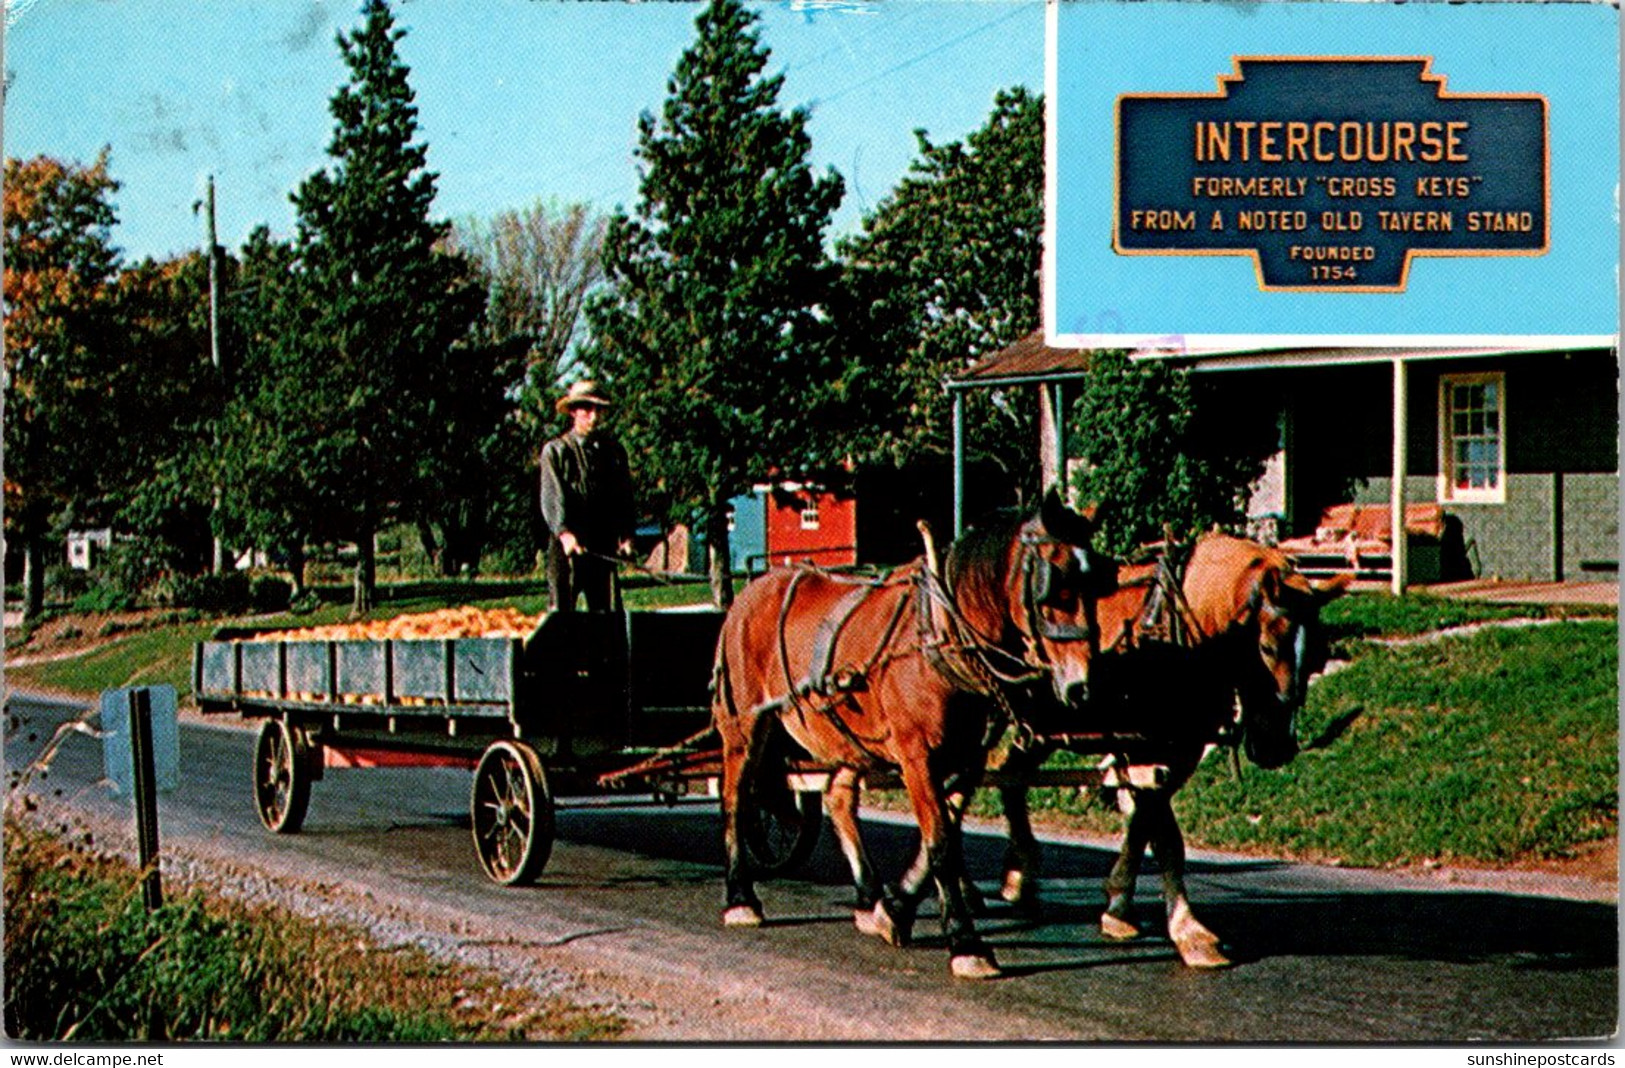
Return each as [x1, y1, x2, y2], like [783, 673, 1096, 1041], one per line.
[206, 175, 226, 574]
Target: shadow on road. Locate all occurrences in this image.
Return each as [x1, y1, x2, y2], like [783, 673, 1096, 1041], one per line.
[551, 803, 1618, 976]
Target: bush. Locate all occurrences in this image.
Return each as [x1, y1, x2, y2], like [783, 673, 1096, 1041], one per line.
[154, 572, 252, 614]
[70, 584, 137, 614]
[248, 575, 293, 613]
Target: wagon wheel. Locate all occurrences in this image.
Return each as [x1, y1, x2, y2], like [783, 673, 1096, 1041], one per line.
[743, 783, 822, 878]
[470, 740, 555, 886]
[253, 718, 313, 834]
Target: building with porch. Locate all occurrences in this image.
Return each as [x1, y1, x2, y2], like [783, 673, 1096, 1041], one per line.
[949, 333, 1618, 590]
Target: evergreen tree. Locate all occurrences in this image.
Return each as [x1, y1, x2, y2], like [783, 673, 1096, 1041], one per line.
[273, 0, 483, 612]
[835, 87, 1044, 492]
[586, 0, 845, 606]
[213, 227, 324, 594]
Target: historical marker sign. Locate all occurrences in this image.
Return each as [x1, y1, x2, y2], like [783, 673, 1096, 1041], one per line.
[1114, 57, 1548, 292]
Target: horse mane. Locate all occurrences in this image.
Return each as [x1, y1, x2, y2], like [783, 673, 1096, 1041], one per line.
[943, 508, 1028, 639]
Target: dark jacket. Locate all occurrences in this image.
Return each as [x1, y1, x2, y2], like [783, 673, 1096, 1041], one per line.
[538, 429, 635, 551]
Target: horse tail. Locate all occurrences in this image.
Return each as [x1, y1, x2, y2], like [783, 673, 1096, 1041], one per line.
[710, 621, 738, 728]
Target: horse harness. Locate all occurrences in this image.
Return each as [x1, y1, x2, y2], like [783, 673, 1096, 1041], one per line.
[761, 531, 1097, 760]
[1087, 542, 1259, 767]
[1106, 543, 1202, 655]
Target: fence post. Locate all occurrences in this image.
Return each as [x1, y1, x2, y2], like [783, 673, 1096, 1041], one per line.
[127, 687, 163, 910]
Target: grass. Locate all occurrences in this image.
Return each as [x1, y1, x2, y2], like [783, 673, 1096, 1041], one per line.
[1319, 589, 1613, 643]
[1192, 618, 1619, 866]
[973, 616, 1618, 867]
[2, 818, 625, 1042]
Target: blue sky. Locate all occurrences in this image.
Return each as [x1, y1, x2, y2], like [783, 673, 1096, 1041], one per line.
[3, 0, 1045, 262]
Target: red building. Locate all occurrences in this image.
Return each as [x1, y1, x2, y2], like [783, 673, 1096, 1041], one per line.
[761, 483, 857, 569]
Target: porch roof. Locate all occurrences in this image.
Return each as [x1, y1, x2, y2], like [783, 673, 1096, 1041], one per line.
[948, 333, 1604, 389]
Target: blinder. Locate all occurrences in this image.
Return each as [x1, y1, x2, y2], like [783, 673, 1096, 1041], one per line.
[1020, 537, 1115, 644]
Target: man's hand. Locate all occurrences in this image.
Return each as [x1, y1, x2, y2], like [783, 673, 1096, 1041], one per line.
[617, 539, 636, 559]
[558, 531, 583, 556]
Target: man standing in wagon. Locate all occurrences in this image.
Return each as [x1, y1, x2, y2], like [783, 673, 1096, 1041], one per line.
[539, 380, 637, 612]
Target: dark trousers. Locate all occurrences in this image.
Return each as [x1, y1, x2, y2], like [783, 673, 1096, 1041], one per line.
[546, 541, 618, 612]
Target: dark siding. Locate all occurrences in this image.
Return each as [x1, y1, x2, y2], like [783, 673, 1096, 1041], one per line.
[1197, 348, 1617, 581]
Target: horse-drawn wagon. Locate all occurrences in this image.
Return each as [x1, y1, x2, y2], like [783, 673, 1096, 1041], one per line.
[195, 494, 1348, 979]
[191, 605, 822, 886]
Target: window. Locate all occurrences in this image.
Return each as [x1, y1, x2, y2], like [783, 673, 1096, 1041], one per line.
[799, 502, 821, 530]
[1439, 372, 1505, 503]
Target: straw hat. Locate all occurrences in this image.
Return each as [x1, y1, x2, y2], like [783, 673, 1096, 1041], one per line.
[555, 379, 613, 414]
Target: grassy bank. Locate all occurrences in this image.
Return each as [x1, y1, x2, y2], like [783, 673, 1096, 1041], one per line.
[996, 617, 1617, 867]
[2, 818, 624, 1041]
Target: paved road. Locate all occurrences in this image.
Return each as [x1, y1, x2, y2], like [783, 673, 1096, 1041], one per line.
[5, 692, 1617, 1042]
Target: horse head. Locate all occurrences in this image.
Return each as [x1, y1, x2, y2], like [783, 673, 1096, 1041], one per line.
[1187, 535, 1350, 769]
[1016, 489, 1119, 706]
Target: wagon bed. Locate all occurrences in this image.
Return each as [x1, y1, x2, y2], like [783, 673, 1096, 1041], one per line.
[194, 606, 1169, 887]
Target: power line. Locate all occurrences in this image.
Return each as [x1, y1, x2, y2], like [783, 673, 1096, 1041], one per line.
[807, 3, 1035, 109]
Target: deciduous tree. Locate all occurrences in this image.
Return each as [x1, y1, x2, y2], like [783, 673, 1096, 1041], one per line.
[2, 152, 122, 618]
[835, 87, 1044, 493]
[1068, 348, 1274, 557]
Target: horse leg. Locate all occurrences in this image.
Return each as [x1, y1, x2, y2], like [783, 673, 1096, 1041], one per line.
[942, 787, 990, 916]
[718, 709, 778, 928]
[1141, 791, 1230, 968]
[860, 755, 1000, 979]
[1101, 784, 1152, 941]
[995, 740, 1052, 912]
[824, 766, 883, 913]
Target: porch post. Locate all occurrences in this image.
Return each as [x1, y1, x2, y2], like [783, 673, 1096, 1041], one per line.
[1037, 382, 1062, 490]
[1390, 356, 1409, 595]
[1051, 381, 1068, 495]
[952, 389, 965, 538]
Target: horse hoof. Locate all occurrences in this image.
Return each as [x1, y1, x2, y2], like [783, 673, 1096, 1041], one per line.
[1176, 937, 1232, 969]
[1100, 913, 1140, 941]
[722, 904, 764, 928]
[854, 902, 903, 946]
[950, 954, 1002, 981]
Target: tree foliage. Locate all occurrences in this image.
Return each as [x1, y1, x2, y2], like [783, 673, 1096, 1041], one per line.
[3, 152, 123, 616]
[438, 201, 610, 575]
[835, 87, 1044, 491]
[1068, 349, 1275, 557]
[212, 227, 323, 591]
[586, 0, 846, 605]
[105, 251, 221, 578]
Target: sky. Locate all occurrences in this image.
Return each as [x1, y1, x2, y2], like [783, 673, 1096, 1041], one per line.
[1, 0, 1046, 263]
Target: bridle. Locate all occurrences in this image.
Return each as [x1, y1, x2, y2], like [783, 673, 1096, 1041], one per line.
[1015, 532, 1110, 653]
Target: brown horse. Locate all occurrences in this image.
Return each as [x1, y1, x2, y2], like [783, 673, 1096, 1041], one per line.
[992, 531, 1350, 967]
[712, 492, 1114, 979]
